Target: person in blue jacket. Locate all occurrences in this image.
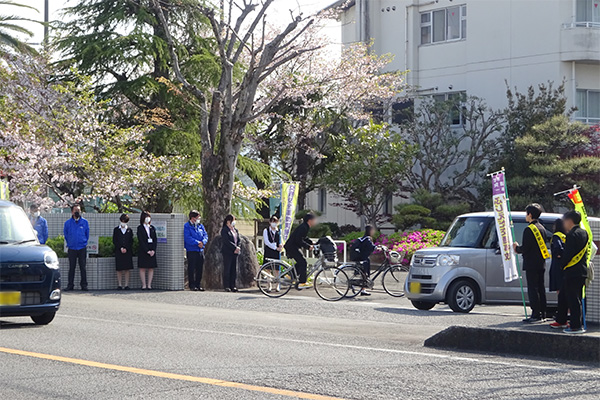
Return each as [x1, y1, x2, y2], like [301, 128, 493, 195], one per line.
[29, 204, 48, 244]
[184, 210, 208, 291]
[63, 204, 90, 291]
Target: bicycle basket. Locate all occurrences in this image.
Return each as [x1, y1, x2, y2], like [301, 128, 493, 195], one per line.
[388, 250, 404, 265]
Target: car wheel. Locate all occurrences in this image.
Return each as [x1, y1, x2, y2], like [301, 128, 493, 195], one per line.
[447, 280, 477, 313]
[411, 300, 436, 310]
[31, 312, 56, 325]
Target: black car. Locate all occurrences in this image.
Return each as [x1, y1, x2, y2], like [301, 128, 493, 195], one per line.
[0, 200, 61, 325]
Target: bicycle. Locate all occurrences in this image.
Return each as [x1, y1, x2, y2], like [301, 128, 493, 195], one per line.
[255, 244, 350, 301]
[338, 246, 409, 298]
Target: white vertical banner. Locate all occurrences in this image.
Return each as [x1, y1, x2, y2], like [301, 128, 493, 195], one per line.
[492, 172, 518, 282]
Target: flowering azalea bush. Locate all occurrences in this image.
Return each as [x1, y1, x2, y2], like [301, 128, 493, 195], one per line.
[344, 229, 446, 264]
[387, 230, 446, 263]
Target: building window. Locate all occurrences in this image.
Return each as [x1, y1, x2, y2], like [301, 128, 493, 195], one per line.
[433, 91, 466, 126]
[392, 99, 414, 125]
[576, 0, 600, 23]
[421, 5, 467, 45]
[318, 188, 327, 214]
[575, 89, 600, 124]
[364, 101, 385, 124]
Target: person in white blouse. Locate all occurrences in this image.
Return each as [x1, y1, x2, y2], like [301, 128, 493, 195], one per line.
[263, 215, 283, 263]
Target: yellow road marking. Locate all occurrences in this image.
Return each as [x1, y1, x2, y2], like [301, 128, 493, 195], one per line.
[0, 347, 346, 400]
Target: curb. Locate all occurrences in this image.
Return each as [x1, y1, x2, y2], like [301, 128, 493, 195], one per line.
[424, 326, 600, 363]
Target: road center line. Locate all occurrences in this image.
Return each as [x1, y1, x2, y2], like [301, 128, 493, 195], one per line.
[0, 346, 346, 400]
[60, 314, 600, 377]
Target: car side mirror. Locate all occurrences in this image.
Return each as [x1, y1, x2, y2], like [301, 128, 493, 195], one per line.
[494, 247, 501, 255]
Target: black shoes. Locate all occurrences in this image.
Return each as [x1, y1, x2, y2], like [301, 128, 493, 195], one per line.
[64, 286, 74, 292]
[81, 287, 88, 291]
[225, 288, 232, 292]
[523, 316, 544, 323]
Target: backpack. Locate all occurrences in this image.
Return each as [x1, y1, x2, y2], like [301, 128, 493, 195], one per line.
[349, 237, 366, 261]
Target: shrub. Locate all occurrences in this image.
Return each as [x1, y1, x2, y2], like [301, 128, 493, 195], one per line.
[96, 236, 139, 258]
[339, 224, 359, 236]
[256, 251, 264, 265]
[320, 222, 340, 238]
[392, 204, 436, 230]
[46, 236, 67, 258]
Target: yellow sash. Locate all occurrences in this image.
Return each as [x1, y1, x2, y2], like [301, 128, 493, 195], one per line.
[528, 224, 550, 259]
[565, 244, 588, 270]
[553, 232, 566, 243]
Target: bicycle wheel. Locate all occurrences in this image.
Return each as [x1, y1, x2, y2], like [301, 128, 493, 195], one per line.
[382, 265, 409, 297]
[339, 264, 365, 299]
[314, 266, 349, 301]
[256, 262, 294, 298]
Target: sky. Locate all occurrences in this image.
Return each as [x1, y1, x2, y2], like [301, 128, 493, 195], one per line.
[5, 0, 340, 46]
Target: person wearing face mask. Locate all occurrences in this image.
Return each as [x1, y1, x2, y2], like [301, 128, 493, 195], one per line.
[113, 213, 134, 290]
[221, 214, 240, 292]
[137, 211, 158, 290]
[63, 204, 90, 291]
[263, 215, 282, 263]
[29, 204, 48, 245]
[184, 210, 208, 291]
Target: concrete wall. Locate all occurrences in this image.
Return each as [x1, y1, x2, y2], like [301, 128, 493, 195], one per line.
[43, 213, 185, 290]
[586, 219, 600, 324]
[344, 0, 599, 113]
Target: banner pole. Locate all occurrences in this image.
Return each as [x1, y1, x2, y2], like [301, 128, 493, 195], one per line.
[502, 169, 529, 318]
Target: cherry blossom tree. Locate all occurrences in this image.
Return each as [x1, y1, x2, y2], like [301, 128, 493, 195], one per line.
[0, 53, 199, 211]
[149, 0, 326, 237]
[250, 42, 406, 209]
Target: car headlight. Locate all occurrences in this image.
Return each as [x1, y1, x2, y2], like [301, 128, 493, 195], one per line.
[437, 254, 460, 267]
[44, 251, 60, 270]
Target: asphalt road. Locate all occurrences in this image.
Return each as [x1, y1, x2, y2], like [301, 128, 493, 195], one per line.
[1, 288, 599, 400]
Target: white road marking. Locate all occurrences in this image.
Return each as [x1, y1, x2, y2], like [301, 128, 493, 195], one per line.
[60, 314, 600, 377]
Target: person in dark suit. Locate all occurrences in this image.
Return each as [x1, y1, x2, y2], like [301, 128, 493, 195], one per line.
[555, 211, 589, 334]
[113, 213, 134, 290]
[513, 203, 548, 322]
[221, 214, 240, 292]
[137, 211, 157, 290]
[284, 213, 317, 289]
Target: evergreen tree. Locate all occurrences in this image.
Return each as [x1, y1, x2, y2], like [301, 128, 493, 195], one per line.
[509, 116, 600, 213]
[55, 0, 216, 211]
[0, 1, 39, 54]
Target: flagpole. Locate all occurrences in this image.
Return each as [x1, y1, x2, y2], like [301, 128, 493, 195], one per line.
[495, 168, 529, 318]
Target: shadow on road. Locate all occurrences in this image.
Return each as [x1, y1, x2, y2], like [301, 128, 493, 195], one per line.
[0, 320, 40, 330]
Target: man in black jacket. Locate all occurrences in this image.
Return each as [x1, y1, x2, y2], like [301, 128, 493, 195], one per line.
[284, 213, 317, 289]
[513, 203, 549, 323]
[556, 211, 589, 334]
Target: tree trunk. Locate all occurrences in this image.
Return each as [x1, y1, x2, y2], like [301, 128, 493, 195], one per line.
[202, 234, 259, 289]
[201, 138, 245, 288]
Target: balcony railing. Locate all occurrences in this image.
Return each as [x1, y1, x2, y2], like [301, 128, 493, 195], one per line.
[562, 21, 600, 29]
[574, 117, 600, 125]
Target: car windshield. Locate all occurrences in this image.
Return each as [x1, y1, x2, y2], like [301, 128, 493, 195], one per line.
[0, 205, 38, 244]
[440, 217, 489, 248]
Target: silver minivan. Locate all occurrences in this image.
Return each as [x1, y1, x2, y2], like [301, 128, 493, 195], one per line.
[405, 211, 597, 313]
